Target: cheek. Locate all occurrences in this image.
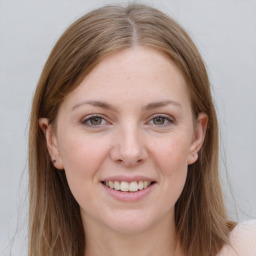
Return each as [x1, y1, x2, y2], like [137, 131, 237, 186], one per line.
[151, 135, 190, 196]
[58, 132, 108, 172]
[57, 132, 111, 196]
[57, 133, 113, 214]
[153, 135, 191, 172]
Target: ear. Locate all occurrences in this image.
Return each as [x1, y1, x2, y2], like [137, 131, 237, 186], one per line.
[187, 113, 208, 165]
[39, 118, 64, 169]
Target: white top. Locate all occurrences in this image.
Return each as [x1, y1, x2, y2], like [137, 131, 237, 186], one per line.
[219, 219, 256, 256]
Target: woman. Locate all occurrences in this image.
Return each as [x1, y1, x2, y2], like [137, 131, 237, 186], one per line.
[28, 3, 256, 256]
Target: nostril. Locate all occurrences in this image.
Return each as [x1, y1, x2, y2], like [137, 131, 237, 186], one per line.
[113, 158, 144, 166]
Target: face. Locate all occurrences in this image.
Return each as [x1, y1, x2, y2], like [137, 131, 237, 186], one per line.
[40, 47, 207, 235]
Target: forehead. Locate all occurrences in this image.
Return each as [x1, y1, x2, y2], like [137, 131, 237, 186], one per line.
[61, 47, 191, 111]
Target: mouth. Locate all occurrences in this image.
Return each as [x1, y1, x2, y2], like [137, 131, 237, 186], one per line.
[101, 180, 156, 192]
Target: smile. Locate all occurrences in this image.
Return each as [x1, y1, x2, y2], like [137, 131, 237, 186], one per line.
[102, 181, 154, 192]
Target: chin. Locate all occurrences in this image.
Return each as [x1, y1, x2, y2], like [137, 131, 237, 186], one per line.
[103, 209, 161, 235]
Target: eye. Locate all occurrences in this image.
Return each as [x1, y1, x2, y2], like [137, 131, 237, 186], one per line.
[81, 115, 108, 127]
[153, 116, 167, 125]
[148, 115, 174, 126]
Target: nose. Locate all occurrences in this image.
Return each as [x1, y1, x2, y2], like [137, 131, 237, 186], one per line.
[110, 125, 148, 167]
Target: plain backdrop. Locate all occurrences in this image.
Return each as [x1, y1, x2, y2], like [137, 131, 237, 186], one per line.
[0, 0, 256, 255]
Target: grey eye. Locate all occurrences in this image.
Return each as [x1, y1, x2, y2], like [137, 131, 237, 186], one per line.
[153, 116, 167, 125]
[88, 117, 103, 125]
[82, 115, 108, 127]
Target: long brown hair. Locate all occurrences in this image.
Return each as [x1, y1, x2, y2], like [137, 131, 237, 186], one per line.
[29, 3, 235, 256]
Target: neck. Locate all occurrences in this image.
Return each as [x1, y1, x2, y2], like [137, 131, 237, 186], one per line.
[83, 213, 182, 256]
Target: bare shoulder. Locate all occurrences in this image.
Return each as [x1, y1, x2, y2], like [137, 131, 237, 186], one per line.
[219, 219, 256, 256]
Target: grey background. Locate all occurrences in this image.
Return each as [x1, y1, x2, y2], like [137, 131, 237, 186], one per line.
[1, 0, 255, 255]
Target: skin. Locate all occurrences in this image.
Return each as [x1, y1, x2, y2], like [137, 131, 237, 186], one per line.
[40, 47, 208, 256]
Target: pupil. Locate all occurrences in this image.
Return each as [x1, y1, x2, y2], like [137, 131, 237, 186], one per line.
[91, 117, 102, 125]
[154, 117, 165, 125]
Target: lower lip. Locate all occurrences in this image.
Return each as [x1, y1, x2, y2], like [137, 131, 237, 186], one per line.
[102, 183, 156, 202]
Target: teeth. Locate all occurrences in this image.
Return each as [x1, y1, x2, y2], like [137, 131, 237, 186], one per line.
[120, 181, 129, 191]
[109, 181, 114, 189]
[129, 181, 138, 192]
[143, 181, 149, 188]
[104, 180, 152, 192]
[138, 181, 144, 190]
[114, 181, 120, 190]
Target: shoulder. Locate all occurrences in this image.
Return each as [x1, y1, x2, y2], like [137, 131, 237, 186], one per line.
[219, 219, 256, 256]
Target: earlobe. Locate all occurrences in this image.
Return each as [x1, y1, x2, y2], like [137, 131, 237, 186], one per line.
[38, 118, 64, 169]
[188, 113, 208, 165]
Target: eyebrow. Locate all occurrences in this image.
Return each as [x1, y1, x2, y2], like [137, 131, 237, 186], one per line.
[72, 100, 115, 111]
[143, 100, 182, 110]
[71, 99, 182, 111]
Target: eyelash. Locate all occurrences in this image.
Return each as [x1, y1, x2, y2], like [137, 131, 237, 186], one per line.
[81, 114, 175, 128]
[148, 115, 174, 127]
[81, 115, 109, 127]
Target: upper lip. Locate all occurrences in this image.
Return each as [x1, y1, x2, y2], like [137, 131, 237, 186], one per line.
[101, 175, 156, 183]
